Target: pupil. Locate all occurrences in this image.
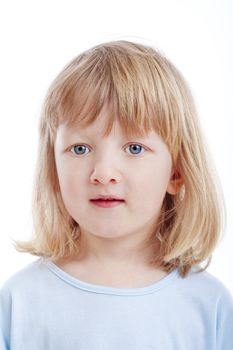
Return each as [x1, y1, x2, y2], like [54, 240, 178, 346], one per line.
[130, 145, 141, 154]
[74, 145, 85, 154]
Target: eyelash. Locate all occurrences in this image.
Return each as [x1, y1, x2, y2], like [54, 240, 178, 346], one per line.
[69, 143, 148, 156]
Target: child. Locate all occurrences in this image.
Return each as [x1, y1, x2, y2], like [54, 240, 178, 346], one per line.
[0, 40, 233, 349]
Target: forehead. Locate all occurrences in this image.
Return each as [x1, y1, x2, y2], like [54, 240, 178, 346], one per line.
[57, 103, 152, 140]
[56, 120, 167, 152]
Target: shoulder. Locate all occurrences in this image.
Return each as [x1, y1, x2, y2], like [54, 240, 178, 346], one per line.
[176, 267, 233, 348]
[180, 266, 233, 310]
[0, 258, 48, 299]
[189, 266, 232, 294]
[180, 265, 232, 293]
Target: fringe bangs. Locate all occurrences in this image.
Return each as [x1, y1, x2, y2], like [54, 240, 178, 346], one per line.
[45, 42, 182, 158]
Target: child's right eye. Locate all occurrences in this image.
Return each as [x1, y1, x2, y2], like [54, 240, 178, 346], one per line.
[70, 144, 90, 155]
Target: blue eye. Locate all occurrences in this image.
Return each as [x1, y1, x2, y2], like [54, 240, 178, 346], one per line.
[125, 144, 146, 155]
[70, 143, 146, 156]
[71, 145, 90, 155]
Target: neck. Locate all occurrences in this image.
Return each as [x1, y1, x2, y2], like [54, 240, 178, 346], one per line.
[74, 226, 159, 271]
[54, 227, 166, 288]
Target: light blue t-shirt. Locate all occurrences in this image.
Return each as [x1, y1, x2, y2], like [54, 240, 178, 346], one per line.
[0, 257, 233, 349]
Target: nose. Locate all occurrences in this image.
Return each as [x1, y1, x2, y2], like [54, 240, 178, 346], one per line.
[90, 160, 122, 185]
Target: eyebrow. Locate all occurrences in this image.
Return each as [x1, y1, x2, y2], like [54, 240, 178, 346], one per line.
[66, 126, 152, 138]
[65, 131, 154, 142]
[62, 124, 159, 143]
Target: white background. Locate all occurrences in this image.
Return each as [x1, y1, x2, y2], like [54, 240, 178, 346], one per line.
[0, 0, 232, 292]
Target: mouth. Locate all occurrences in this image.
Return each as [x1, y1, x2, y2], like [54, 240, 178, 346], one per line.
[90, 199, 125, 208]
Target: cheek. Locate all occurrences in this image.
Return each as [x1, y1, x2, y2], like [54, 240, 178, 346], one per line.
[57, 165, 86, 207]
[59, 175, 88, 224]
[131, 160, 171, 207]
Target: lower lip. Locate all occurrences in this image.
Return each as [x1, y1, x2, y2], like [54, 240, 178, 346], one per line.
[90, 200, 125, 208]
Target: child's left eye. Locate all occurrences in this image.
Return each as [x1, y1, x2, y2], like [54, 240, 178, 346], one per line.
[125, 144, 146, 155]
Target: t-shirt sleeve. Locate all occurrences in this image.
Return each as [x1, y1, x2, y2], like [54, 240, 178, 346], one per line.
[216, 285, 233, 350]
[0, 284, 11, 350]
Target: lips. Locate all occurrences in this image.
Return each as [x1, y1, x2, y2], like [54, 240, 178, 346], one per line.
[90, 199, 124, 203]
[90, 194, 125, 208]
[90, 199, 125, 208]
[90, 194, 124, 201]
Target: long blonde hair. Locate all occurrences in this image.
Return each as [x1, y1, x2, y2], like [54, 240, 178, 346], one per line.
[13, 40, 226, 277]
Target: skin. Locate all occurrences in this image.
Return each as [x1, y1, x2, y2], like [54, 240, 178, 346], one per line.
[54, 104, 181, 287]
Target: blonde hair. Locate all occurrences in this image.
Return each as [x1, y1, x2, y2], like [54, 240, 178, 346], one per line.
[13, 40, 226, 278]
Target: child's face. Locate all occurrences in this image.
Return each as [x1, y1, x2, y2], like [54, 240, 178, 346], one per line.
[54, 104, 174, 244]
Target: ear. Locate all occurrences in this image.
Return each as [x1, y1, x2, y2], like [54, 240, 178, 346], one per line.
[166, 168, 184, 195]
